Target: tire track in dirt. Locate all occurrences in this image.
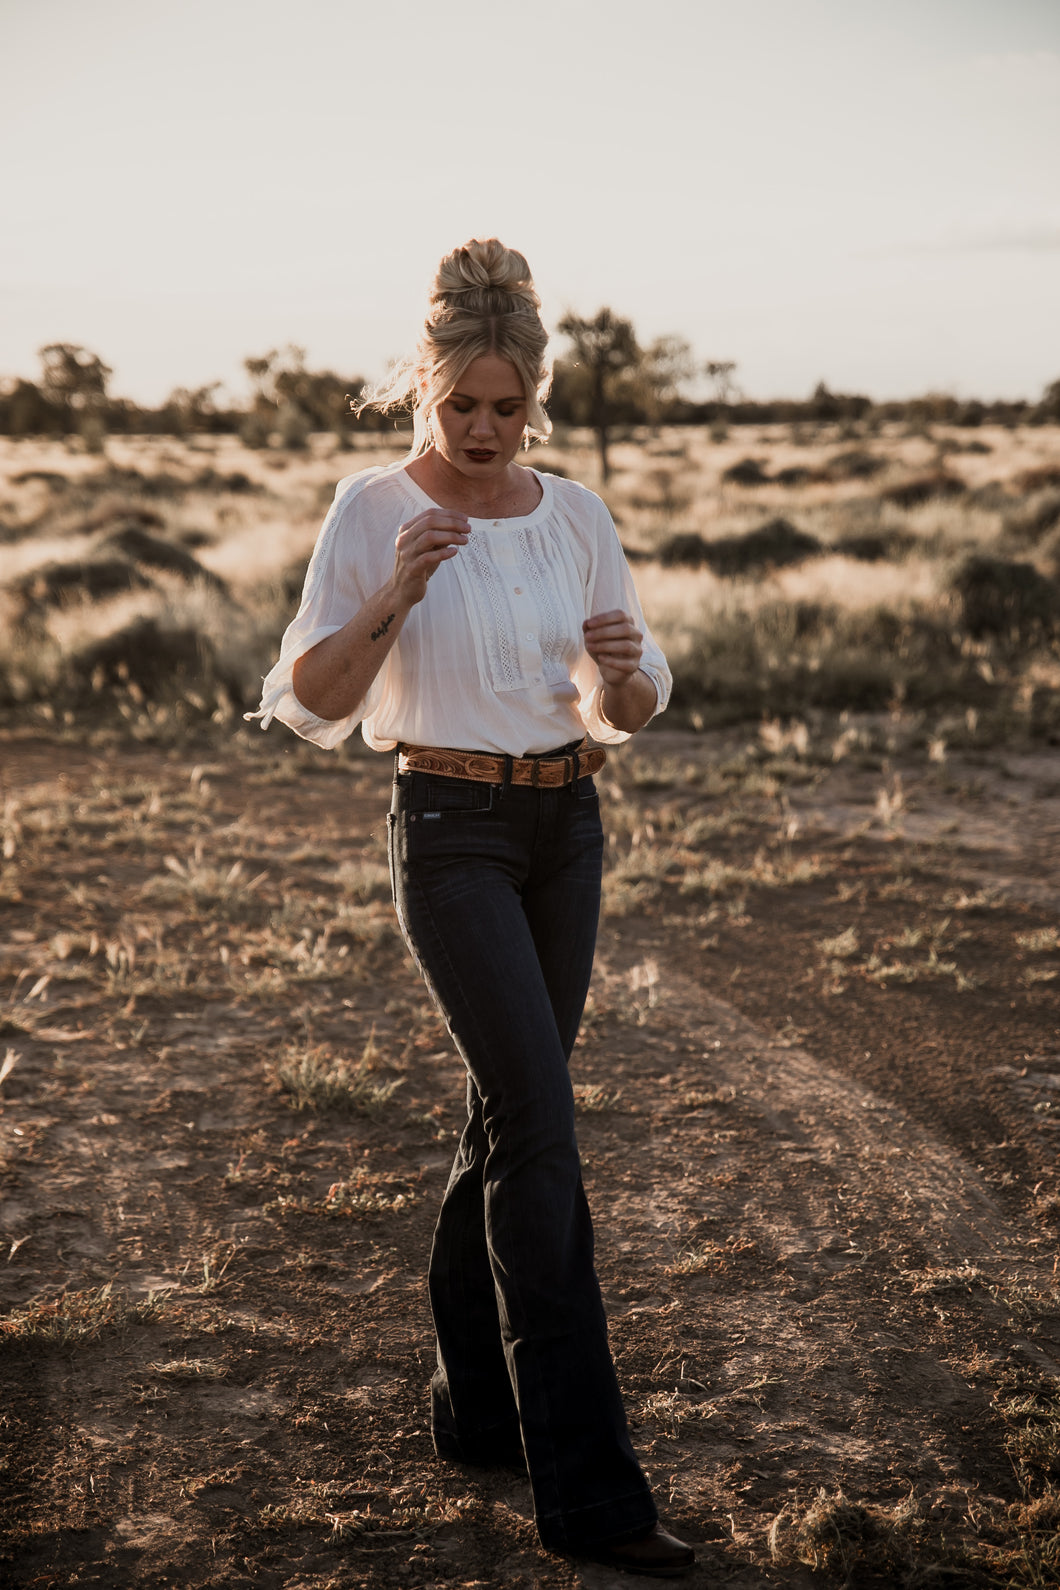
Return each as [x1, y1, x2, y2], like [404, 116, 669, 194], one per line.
[593, 952, 1032, 1275]
[578, 950, 1059, 1569]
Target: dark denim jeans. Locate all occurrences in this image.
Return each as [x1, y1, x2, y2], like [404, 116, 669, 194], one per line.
[387, 762, 657, 1552]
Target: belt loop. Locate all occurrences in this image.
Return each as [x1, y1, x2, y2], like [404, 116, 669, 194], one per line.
[531, 757, 542, 789]
[571, 749, 580, 787]
[501, 753, 513, 798]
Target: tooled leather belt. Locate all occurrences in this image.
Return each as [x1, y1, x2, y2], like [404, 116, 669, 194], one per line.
[396, 742, 606, 788]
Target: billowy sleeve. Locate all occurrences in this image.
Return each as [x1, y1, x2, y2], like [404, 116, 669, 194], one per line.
[245, 478, 382, 750]
[571, 494, 671, 744]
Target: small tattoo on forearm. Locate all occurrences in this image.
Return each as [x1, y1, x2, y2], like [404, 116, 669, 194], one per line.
[370, 613, 396, 642]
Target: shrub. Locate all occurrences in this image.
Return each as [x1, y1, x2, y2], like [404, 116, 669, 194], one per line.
[834, 528, 917, 562]
[95, 465, 186, 499]
[950, 554, 1060, 641]
[1003, 490, 1060, 549]
[705, 518, 822, 577]
[82, 502, 166, 533]
[1017, 464, 1060, 493]
[277, 401, 311, 451]
[192, 468, 257, 494]
[882, 472, 966, 508]
[658, 532, 714, 568]
[11, 469, 70, 489]
[101, 525, 230, 595]
[722, 456, 770, 486]
[14, 557, 153, 613]
[773, 465, 817, 486]
[70, 616, 235, 702]
[668, 601, 990, 725]
[826, 449, 886, 480]
[1040, 527, 1060, 582]
[239, 412, 272, 450]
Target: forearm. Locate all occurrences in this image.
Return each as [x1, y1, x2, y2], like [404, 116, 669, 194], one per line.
[600, 668, 659, 734]
[292, 583, 411, 722]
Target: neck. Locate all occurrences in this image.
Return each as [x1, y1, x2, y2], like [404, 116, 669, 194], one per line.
[410, 450, 530, 517]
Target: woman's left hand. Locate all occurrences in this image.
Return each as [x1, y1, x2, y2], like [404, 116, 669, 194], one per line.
[583, 610, 643, 686]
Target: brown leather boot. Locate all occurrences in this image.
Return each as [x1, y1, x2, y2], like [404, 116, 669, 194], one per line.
[584, 1522, 696, 1577]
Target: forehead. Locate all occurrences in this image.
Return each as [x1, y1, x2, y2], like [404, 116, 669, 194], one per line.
[447, 354, 524, 400]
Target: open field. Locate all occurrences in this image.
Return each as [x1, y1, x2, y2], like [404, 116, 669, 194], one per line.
[1, 420, 1059, 744]
[1, 426, 1059, 1586]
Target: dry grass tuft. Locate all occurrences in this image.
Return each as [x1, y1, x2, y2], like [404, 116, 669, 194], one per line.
[0, 1282, 163, 1345]
[573, 1081, 623, 1112]
[148, 1356, 229, 1380]
[768, 1486, 1003, 1586]
[271, 1036, 403, 1115]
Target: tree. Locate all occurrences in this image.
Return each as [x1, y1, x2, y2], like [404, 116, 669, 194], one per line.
[162, 382, 221, 437]
[704, 360, 739, 404]
[0, 377, 53, 435]
[636, 335, 696, 426]
[38, 343, 111, 417]
[242, 345, 368, 446]
[37, 344, 112, 446]
[1039, 378, 1060, 423]
[556, 309, 640, 483]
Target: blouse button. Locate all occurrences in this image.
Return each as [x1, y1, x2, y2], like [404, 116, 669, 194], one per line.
[513, 586, 523, 595]
[524, 631, 534, 642]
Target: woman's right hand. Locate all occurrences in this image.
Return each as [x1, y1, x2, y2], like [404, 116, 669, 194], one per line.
[393, 510, 470, 605]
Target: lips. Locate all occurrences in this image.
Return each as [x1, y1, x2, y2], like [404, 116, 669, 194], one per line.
[464, 449, 497, 462]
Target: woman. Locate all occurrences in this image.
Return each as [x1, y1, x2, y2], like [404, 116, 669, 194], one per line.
[250, 239, 695, 1577]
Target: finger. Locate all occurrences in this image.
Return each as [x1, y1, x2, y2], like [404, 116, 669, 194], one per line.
[422, 543, 464, 578]
[586, 632, 643, 657]
[586, 625, 639, 645]
[583, 609, 633, 631]
[398, 532, 470, 571]
[587, 626, 642, 646]
[585, 629, 642, 654]
[589, 648, 642, 669]
[396, 512, 470, 548]
[409, 508, 472, 531]
[589, 635, 641, 653]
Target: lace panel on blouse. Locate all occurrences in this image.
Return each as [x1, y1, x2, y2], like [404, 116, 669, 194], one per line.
[452, 527, 574, 694]
[515, 528, 567, 683]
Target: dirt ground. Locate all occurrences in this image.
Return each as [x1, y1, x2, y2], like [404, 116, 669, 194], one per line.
[1, 723, 1058, 1589]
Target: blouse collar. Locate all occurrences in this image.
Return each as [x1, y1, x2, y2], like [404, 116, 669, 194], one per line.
[400, 464, 554, 528]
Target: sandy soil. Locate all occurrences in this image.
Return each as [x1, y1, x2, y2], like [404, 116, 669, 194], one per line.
[1, 724, 1058, 1588]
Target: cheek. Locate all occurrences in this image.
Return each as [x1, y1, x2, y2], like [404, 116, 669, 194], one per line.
[434, 412, 462, 445]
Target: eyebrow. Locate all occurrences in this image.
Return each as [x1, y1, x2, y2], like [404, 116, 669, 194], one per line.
[449, 391, 525, 404]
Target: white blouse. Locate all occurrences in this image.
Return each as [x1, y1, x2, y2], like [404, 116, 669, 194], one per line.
[247, 459, 671, 755]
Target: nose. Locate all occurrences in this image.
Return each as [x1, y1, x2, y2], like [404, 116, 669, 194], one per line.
[469, 406, 495, 439]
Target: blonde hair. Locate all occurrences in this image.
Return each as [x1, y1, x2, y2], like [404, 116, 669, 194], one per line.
[361, 239, 552, 455]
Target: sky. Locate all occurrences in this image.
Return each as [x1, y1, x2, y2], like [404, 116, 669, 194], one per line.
[1, 0, 1058, 407]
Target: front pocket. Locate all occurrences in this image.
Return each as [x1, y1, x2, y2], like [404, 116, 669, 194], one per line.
[405, 797, 503, 867]
[423, 781, 496, 813]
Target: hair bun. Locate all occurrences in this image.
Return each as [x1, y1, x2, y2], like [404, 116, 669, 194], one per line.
[431, 238, 539, 311]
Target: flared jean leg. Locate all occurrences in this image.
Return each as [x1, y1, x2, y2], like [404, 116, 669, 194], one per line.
[388, 774, 657, 1552]
[428, 1077, 524, 1464]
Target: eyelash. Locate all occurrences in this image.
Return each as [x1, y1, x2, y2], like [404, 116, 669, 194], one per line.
[450, 404, 519, 417]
